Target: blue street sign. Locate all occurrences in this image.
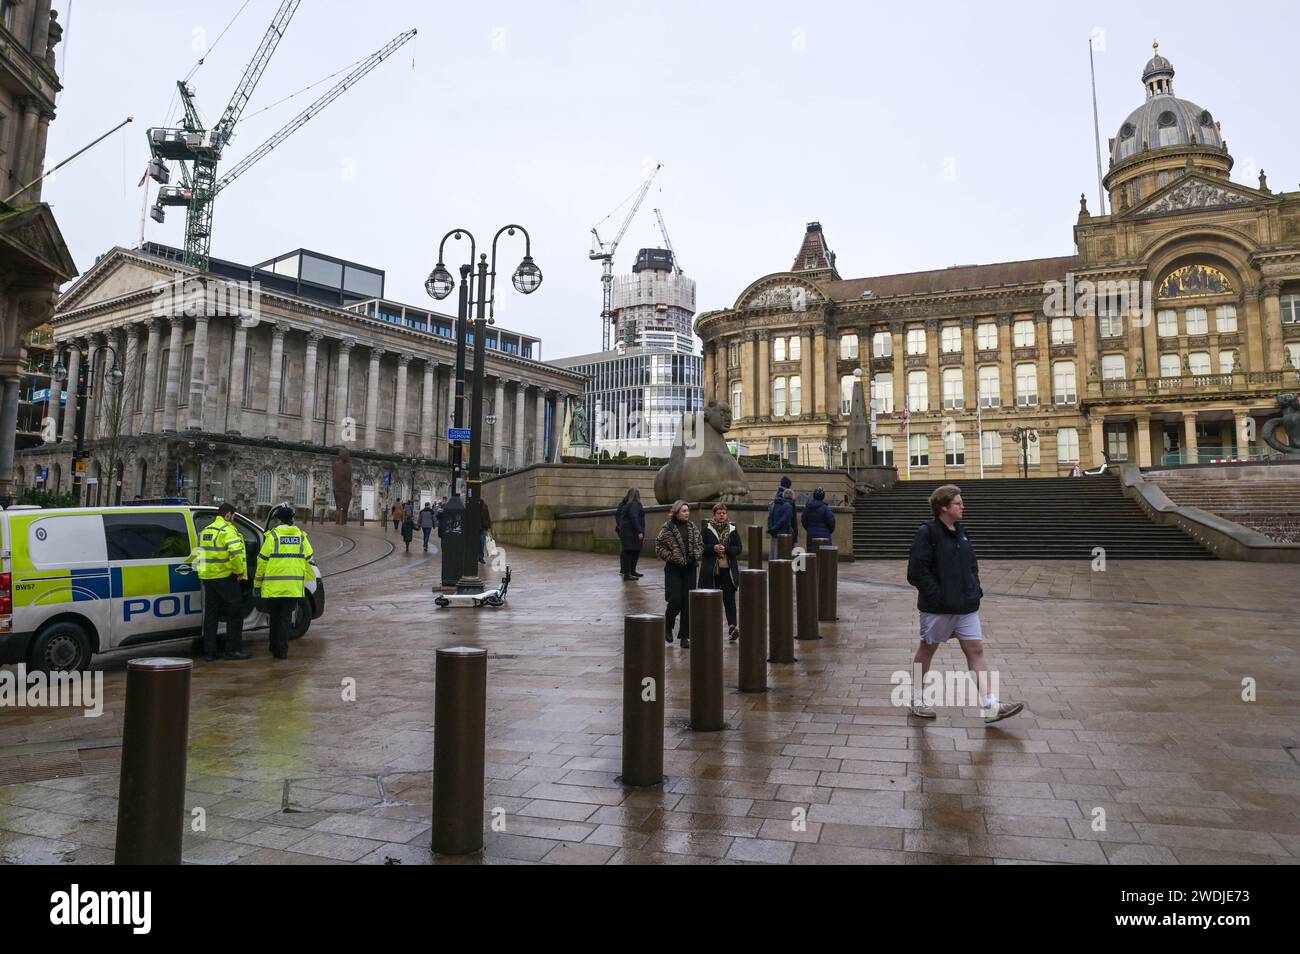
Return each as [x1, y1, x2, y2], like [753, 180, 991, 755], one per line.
[383, 471, 391, 488]
[448, 427, 472, 442]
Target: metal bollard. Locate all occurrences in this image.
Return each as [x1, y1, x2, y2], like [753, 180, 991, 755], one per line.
[817, 545, 839, 622]
[688, 590, 725, 731]
[738, 569, 768, 692]
[810, 536, 831, 553]
[359, 510, 365, 526]
[748, 524, 764, 569]
[767, 559, 795, 663]
[622, 614, 665, 785]
[796, 551, 821, 640]
[432, 646, 487, 855]
[114, 657, 192, 865]
[777, 534, 793, 559]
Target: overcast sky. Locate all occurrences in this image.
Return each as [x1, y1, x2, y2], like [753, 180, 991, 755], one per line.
[43, 0, 1299, 359]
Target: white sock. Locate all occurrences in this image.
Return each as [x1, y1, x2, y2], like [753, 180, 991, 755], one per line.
[982, 692, 997, 709]
[912, 688, 924, 706]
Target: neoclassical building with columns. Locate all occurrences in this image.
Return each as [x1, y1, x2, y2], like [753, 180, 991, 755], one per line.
[16, 242, 584, 515]
[696, 47, 1300, 476]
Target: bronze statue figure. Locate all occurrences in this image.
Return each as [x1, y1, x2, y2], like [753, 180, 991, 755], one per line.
[1261, 393, 1300, 455]
[332, 446, 354, 523]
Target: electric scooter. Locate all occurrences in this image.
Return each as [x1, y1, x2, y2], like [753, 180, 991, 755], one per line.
[434, 566, 511, 608]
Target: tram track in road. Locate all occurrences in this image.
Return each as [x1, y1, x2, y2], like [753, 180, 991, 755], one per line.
[310, 528, 398, 580]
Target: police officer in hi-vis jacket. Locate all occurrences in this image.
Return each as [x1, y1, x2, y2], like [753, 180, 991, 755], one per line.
[254, 505, 314, 659]
[192, 501, 250, 662]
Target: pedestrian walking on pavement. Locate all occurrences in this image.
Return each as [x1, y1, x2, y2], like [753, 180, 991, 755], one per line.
[391, 499, 403, 532]
[699, 500, 742, 641]
[192, 501, 250, 662]
[616, 488, 646, 580]
[254, 505, 314, 660]
[655, 499, 703, 648]
[905, 484, 1022, 724]
[401, 512, 415, 552]
[419, 502, 435, 551]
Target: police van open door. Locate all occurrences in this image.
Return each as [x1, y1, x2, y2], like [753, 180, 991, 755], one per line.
[104, 510, 201, 648]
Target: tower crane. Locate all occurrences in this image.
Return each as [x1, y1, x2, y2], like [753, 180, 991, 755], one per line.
[145, 0, 414, 271]
[653, 208, 683, 275]
[590, 162, 662, 351]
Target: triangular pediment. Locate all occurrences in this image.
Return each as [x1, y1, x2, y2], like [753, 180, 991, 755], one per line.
[0, 203, 78, 281]
[1129, 175, 1267, 219]
[56, 247, 188, 313]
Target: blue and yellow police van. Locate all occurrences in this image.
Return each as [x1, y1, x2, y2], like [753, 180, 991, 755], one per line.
[0, 505, 325, 671]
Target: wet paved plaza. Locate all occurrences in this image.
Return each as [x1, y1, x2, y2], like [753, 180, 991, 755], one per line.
[2, 523, 1298, 865]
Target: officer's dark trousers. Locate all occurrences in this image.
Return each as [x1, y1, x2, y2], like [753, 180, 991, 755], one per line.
[267, 597, 296, 658]
[664, 561, 696, 640]
[201, 576, 244, 657]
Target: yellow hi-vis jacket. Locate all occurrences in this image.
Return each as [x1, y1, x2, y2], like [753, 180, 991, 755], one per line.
[254, 525, 314, 598]
[192, 515, 247, 580]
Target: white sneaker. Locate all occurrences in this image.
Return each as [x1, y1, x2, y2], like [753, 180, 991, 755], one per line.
[983, 701, 1024, 724]
[909, 704, 937, 719]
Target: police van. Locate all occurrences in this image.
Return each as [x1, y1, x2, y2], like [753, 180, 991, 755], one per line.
[0, 505, 325, 672]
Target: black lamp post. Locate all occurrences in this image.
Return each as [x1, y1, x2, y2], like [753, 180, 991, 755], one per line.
[426, 225, 541, 593]
[1011, 426, 1038, 479]
[52, 343, 122, 506]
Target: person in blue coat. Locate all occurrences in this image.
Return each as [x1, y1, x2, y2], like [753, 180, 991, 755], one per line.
[800, 486, 837, 547]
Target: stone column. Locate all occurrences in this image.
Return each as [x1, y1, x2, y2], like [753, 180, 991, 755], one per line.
[139, 319, 162, 434]
[739, 334, 756, 420]
[364, 347, 384, 449]
[186, 315, 209, 430]
[84, 333, 103, 440]
[960, 317, 977, 412]
[1035, 314, 1052, 404]
[122, 325, 140, 436]
[0, 374, 21, 490]
[702, 342, 715, 404]
[1136, 413, 1153, 468]
[890, 324, 905, 416]
[335, 337, 356, 444]
[393, 353, 411, 453]
[226, 319, 249, 435]
[299, 331, 321, 442]
[1260, 282, 1284, 371]
[1088, 414, 1105, 467]
[421, 360, 435, 456]
[534, 387, 548, 464]
[813, 328, 828, 416]
[996, 315, 1014, 408]
[493, 378, 506, 466]
[264, 323, 286, 440]
[15, 100, 38, 190]
[513, 383, 526, 468]
[60, 341, 81, 443]
[162, 316, 185, 432]
[757, 333, 770, 418]
[1234, 408, 1251, 456]
[1182, 411, 1199, 463]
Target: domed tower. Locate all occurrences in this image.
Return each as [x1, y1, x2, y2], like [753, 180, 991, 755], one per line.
[1103, 42, 1233, 213]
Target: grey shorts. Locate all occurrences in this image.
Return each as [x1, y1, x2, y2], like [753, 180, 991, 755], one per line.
[918, 611, 983, 645]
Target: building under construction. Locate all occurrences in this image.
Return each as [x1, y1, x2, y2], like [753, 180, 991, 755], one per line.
[610, 248, 697, 353]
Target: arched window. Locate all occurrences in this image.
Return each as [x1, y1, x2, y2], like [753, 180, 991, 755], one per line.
[731, 381, 743, 414]
[1118, 122, 1137, 159]
[295, 473, 309, 507]
[256, 470, 272, 505]
[1157, 111, 1178, 147]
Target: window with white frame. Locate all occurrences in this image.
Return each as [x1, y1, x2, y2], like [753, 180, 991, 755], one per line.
[294, 473, 309, 507]
[789, 375, 802, 415]
[976, 323, 997, 350]
[1050, 317, 1074, 345]
[944, 431, 966, 466]
[907, 370, 928, 412]
[941, 326, 961, 353]
[1026, 434, 1041, 466]
[1160, 354, 1181, 377]
[788, 336, 802, 360]
[256, 470, 273, 505]
[942, 368, 964, 410]
[978, 366, 1000, 407]
[1014, 363, 1037, 406]
[772, 377, 787, 416]
[1013, 320, 1035, 348]
[1101, 354, 1126, 380]
[872, 331, 891, 357]
[1281, 294, 1300, 324]
[1285, 343, 1300, 367]
[1053, 361, 1076, 404]
[876, 435, 894, 467]
[874, 373, 894, 414]
[841, 375, 856, 415]
[1107, 429, 1129, 461]
[840, 334, 859, 360]
[731, 381, 743, 413]
[1215, 304, 1237, 333]
[1185, 306, 1208, 335]
[728, 342, 740, 367]
[906, 328, 927, 355]
[1099, 312, 1124, 337]
[773, 337, 786, 362]
[909, 434, 929, 467]
[1157, 309, 1178, 337]
[981, 430, 1002, 466]
[1219, 350, 1237, 373]
[1187, 351, 1211, 375]
[1057, 428, 1080, 463]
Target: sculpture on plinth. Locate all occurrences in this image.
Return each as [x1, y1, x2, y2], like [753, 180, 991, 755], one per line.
[654, 401, 750, 504]
[332, 446, 354, 523]
[1261, 393, 1300, 455]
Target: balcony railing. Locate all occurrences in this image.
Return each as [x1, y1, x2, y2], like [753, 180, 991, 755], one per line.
[1097, 369, 1298, 398]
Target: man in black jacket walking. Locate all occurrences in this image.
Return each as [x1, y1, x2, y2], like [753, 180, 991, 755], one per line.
[905, 484, 1022, 724]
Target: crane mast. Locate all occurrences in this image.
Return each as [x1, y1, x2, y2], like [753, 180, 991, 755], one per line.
[590, 163, 662, 350]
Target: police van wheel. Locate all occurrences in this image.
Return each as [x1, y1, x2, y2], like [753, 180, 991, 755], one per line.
[288, 598, 311, 640]
[30, 622, 93, 673]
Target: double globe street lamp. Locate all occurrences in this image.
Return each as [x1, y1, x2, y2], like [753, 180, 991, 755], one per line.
[52, 343, 123, 505]
[426, 225, 541, 593]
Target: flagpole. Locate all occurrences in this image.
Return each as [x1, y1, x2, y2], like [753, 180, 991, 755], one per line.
[904, 395, 911, 481]
[977, 398, 985, 479]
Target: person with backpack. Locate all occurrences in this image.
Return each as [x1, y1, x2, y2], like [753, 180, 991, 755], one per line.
[905, 484, 1022, 724]
[800, 486, 836, 547]
[699, 500, 742, 641]
[767, 487, 797, 559]
[616, 488, 645, 581]
[655, 499, 703, 648]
